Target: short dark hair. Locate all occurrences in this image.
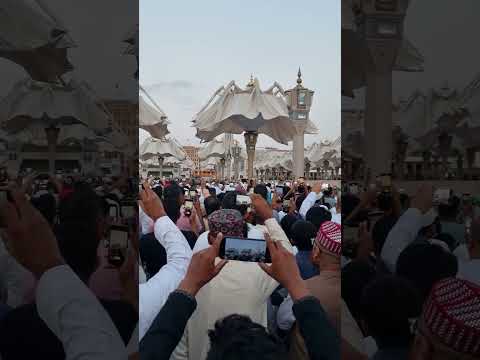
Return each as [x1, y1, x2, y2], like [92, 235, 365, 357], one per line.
[361, 275, 421, 345]
[254, 184, 268, 201]
[396, 243, 458, 302]
[204, 196, 221, 216]
[163, 183, 183, 223]
[306, 206, 332, 231]
[291, 220, 317, 251]
[206, 314, 287, 360]
[280, 214, 298, 241]
[222, 191, 247, 216]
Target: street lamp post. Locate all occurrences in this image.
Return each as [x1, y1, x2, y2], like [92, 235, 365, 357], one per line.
[244, 131, 258, 180]
[358, 0, 407, 179]
[232, 144, 241, 180]
[285, 69, 314, 179]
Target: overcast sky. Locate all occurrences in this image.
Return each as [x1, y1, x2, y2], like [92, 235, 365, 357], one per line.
[139, 0, 341, 149]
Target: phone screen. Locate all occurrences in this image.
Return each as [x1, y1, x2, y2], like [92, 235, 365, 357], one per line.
[283, 200, 290, 207]
[236, 195, 251, 206]
[185, 200, 194, 210]
[221, 237, 269, 262]
[275, 186, 284, 196]
[121, 206, 135, 218]
[110, 228, 129, 249]
[109, 206, 118, 218]
[190, 191, 197, 198]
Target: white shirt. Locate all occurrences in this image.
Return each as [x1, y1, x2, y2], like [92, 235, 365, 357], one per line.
[0, 238, 35, 307]
[36, 265, 127, 360]
[299, 192, 322, 219]
[139, 216, 192, 340]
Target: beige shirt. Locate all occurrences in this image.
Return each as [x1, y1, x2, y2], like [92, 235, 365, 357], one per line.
[171, 219, 293, 360]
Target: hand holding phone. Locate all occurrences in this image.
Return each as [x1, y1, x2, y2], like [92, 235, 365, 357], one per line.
[258, 234, 309, 300]
[108, 225, 129, 267]
[184, 200, 194, 216]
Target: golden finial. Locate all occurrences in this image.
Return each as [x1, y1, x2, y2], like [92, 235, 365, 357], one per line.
[297, 67, 303, 85]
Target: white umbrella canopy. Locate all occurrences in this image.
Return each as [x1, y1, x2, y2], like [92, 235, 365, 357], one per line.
[0, 78, 111, 134]
[198, 138, 228, 160]
[308, 136, 341, 163]
[0, 0, 76, 81]
[139, 87, 170, 139]
[140, 137, 186, 162]
[193, 78, 317, 145]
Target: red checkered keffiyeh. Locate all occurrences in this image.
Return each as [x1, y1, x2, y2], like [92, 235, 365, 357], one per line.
[421, 277, 480, 356]
[208, 209, 244, 238]
[315, 221, 341, 256]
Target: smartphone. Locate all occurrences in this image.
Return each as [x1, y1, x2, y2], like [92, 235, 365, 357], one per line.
[219, 237, 271, 263]
[248, 188, 254, 194]
[109, 205, 118, 219]
[236, 195, 252, 206]
[275, 186, 284, 196]
[190, 190, 197, 199]
[108, 225, 128, 267]
[283, 200, 290, 207]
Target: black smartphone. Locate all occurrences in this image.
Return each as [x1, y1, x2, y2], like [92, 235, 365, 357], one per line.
[107, 225, 129, 267]
[219, 237, 271, 263]
[184, 200, 194, 216]
[275, 186, 284, 197]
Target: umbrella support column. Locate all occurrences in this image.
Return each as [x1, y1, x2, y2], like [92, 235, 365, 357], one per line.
[158, 156, 164, 178]
[219, 157, 226, 180]
[292, 122, 307, 179]
[244, 131, 258, 180]
[45, 125, 60, 175]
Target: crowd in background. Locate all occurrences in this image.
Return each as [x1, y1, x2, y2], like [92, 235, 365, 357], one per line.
[0, 169, 140, 359]
[341, 181, 480, 359]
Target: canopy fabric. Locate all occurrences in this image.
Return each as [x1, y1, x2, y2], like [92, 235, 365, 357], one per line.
[0, 78, 111, 134]
[307, 136, 341, 163]
[139, 87, 170, 139]
[193, 78, 318, 145]
[198, 135, 233, 160]
[0, 0, 75, 81]
[140, 137, 186, 161]
[0, 0, 74, 51]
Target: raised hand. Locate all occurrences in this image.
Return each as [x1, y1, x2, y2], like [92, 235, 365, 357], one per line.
[258, 233, 310, 301]
[0, 188, 64, 278]
[139, 181, 166, 221]
[250, 193, 273, 221]
[178, 233, 228, 296]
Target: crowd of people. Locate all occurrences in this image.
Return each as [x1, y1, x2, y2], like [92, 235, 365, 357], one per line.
[1, 166, 479, 360]
[341, 181, 480, 359]
[0, 169, 140, 359]
[138, 176, 342, 360]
